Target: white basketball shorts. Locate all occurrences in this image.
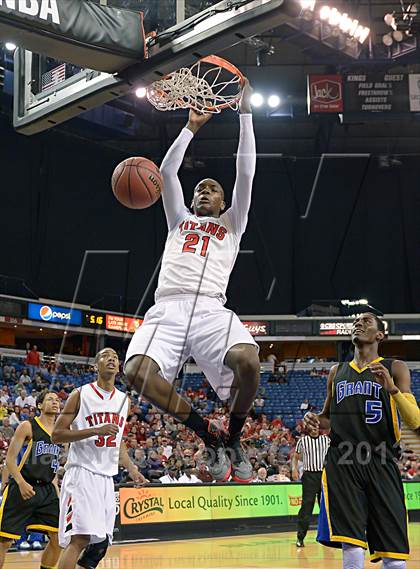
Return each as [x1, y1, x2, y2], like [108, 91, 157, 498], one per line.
[124, 295, 258, 401]
[59, 466, 115, 548]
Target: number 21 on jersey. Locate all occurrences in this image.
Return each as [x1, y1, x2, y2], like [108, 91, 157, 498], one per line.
[182, 233, 210, 257]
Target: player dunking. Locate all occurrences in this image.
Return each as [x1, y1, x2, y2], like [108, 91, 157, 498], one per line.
[124, 79, 260, 482]
[52, 348, 146, 569]
[305, 313, 420, 569]
[0, 391, 61, 569]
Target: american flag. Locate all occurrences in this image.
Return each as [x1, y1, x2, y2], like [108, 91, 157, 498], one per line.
[41, 63, 66, 92]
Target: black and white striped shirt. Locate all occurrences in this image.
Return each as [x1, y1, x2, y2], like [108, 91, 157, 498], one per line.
[295, 435, 330, 472]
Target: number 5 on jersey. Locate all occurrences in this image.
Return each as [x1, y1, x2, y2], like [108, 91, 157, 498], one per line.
[365, 400, 383, 424]
[182, 233, 210, 257]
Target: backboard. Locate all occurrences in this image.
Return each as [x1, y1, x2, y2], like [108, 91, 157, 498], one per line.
[12, 0, 291, 135]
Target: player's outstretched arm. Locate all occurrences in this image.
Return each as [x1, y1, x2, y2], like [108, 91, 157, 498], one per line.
[160, 110, 211, 230]
[51, 389, 119, 443]
[229, 78, 256, 235]
[5, 421, 35, 500]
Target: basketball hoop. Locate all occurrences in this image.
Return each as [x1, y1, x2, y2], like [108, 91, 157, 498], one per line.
[146, 55, 245, 113]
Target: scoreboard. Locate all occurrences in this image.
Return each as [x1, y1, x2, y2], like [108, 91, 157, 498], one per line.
[308, 72, 419, 114]
[344, 73, 408, 113]
[84, 312, 105, 329]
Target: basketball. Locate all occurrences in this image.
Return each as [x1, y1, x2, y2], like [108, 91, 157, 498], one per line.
[111, 157, 163, 209]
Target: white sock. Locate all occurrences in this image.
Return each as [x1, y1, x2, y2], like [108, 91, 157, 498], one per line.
[342, 543, 365, 569]
[381, 559, 406, 569]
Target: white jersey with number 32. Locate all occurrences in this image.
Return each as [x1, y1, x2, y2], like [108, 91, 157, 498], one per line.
[65, 382, 128, 477]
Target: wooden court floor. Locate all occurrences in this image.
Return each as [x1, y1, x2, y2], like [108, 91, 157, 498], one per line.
[4, 525, 420, 568]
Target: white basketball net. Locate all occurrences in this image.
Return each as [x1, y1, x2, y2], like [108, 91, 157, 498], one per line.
[147, 59, 242, 113]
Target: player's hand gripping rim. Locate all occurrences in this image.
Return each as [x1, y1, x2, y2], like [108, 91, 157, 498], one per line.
[239, 77, 252, 114]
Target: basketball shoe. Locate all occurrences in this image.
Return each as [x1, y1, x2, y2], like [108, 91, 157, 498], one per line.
[202, 419, 231, 482]
[227, 436, 253, 483]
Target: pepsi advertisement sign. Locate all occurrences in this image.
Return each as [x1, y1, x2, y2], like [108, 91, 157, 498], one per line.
[28, 303, 82, 326]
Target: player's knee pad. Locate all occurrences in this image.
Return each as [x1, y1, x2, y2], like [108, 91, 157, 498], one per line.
[77, 537, 108, 569]
[381, 559, 406, 569]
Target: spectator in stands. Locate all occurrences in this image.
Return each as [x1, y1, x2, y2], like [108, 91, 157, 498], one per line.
[26, 344, 41, 377]
[8, 407, 21, 428]
[300, 398, 310, 415]
[178, 466, 202, 483]
[278, 437, 291, 459]
[193, 442, 207, 465]
[259, 421, 272, 438]
[291, 423, 304, 439]
[0, 417, 14, 441]
[163, 414, 177, 435]
[25, 389, 38, 408]
[31, 373, 47, 391]
[162, 439, 173, 460]
[15, 389, 31, 408]
[2, 363, 12, 380]
[159, 466, 179, 484]
[147, 450, 164, 479]
[126, 435, 138, 459]
[268, 465, 291, 482]
[266, 353, 278, 369]
[0, 388, 10, 406]
[253, 467, 268, 483]
[310, 367, 319, 377]
[20, 405, 31, 421]
[136, 426, 148, 443]
[19, 368, 31, 386]
[56, 385, 69, 401]
[132, 448, 148, 477]
[0, 405, 7, 422]
[0, 432, 9, 452]
[195, 463, 213, 483]
[254, 394, 265, 410]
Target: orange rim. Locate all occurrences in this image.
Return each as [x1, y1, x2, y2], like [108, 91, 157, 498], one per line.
[199, 55, 245, 84]
[198, 55, 245, 110]
[149, 55, 244, 112]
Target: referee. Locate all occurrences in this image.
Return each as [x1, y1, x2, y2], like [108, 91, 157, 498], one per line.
[292, 427, 330, 547]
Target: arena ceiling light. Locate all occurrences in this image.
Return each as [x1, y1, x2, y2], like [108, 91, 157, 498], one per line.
[340, 299, 369, 306]
[135, 87, 147, 98]
[300, 1, 370, 44]
[382, 3, 418, 48]
[267, 94, 281, 108]
[250, 92, 264, 107]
